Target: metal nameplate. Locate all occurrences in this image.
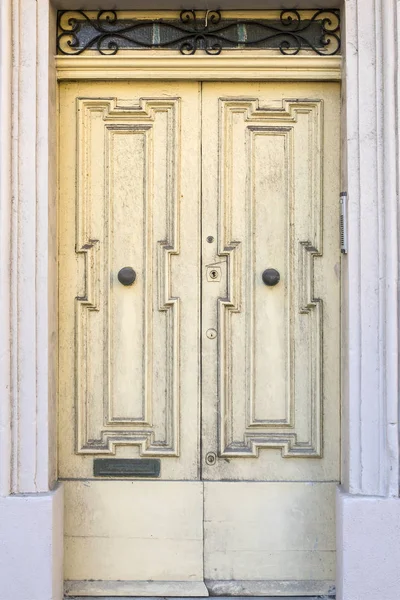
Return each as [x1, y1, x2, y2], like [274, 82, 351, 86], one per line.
[93, 458, 161, 478]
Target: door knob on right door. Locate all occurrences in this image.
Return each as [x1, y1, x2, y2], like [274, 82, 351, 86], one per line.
[262, 268, 280, 286]
[117, 267, 136, 286]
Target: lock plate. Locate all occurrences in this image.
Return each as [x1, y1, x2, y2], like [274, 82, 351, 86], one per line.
[206, 265, 222, 282]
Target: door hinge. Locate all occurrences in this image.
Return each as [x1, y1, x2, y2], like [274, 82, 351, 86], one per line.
[340, 192, 348, 254]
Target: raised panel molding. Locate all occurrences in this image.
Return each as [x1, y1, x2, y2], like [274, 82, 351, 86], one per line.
[75, 97, 181, 456]
[218, 98, 323, 458]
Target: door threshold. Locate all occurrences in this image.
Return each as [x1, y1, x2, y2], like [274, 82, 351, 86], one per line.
[65, 596, 335, 599]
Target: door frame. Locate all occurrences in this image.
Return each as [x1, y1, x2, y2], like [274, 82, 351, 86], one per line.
[1, 2, 400, 600]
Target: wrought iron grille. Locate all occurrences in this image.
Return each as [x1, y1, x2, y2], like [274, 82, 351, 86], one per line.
[57, 10, 341, 56]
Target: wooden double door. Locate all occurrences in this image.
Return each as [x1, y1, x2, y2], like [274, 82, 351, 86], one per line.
[58, 80, 340, 597]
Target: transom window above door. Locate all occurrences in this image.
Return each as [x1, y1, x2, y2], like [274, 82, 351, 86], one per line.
[57, 9, 341, 56]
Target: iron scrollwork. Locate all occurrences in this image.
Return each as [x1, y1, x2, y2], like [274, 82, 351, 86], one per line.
[57, 9, 340, 56]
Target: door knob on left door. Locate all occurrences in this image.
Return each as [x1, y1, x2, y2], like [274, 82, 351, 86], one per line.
[117, 267, 136, 286]
[262, 268, 280, 286]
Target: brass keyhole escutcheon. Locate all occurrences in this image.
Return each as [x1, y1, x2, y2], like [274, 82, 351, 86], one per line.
[206, 265, 222, 282]
[205, 452, 217, 466]
[206, 328, 217, 340]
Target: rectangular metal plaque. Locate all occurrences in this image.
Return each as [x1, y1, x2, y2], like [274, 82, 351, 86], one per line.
[93, 458, 161, 478]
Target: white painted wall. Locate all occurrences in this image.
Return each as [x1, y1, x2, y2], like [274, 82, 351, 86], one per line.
[0, 0, 12, 501]
[341, 0, 399, 499]
[0, 1, 399, 599]
[0, 2, 63, 599]
[337, 2, 400, 598]
[0, 489, 64, 600]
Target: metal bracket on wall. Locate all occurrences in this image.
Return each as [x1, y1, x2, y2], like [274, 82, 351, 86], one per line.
[340, 192, 348, 254]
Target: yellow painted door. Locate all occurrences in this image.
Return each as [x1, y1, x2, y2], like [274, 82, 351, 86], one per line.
[58, 80, 205, 597]
[201, 82, 340, 597]
[58, 79, 340, 597]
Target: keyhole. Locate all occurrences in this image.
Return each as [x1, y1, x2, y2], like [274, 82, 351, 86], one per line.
[210, 270, 218, 279]
[205, 452, 217, 465]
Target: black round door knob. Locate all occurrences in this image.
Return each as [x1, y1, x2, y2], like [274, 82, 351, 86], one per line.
[262, 268, 280, 286]
[117, 267, 136, 286]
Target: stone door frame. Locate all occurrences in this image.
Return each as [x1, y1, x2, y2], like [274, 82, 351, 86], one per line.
[1, 2, 399, 600]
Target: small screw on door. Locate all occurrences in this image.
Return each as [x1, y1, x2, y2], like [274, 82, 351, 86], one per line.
[206, 328, 217, 339]
[205, 452, 217, 466]
[206, 236, 214, 243]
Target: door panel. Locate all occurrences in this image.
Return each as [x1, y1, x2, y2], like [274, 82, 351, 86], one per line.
[201, 82, 340, 480]
[59, 80, 201, 480]
[201, 82, 340, 594]
[204, 482, 336, 595]
[58, 80, 205, 594]
[63, 481, 205, 596]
